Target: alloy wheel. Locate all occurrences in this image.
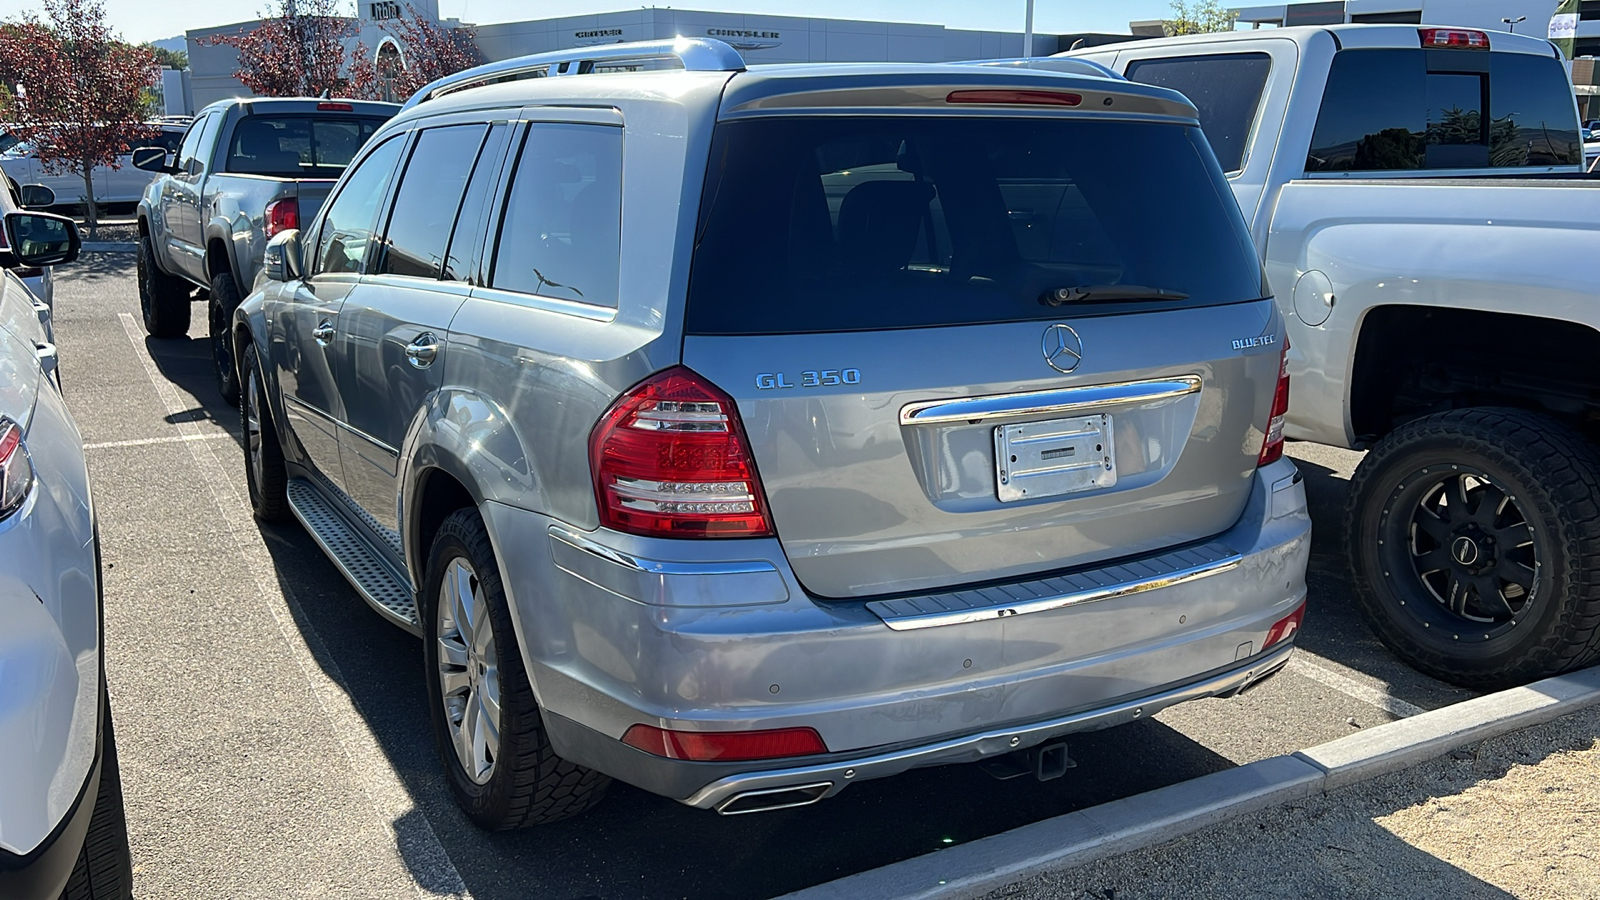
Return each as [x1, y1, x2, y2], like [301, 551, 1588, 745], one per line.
[245, 368, 265, 491]
[436, 557, 501, 785]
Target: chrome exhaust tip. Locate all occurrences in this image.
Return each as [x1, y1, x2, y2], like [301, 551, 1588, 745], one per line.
[714, 782, 833, 815]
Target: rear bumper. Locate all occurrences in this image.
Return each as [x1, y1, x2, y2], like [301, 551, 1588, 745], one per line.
[487, 457, 1310, 804]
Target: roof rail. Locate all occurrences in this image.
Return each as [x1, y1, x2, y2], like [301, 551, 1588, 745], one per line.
[401, 37, 747, 112]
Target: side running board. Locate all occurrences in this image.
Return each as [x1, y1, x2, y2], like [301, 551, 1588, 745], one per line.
[286, 479, 420, 635]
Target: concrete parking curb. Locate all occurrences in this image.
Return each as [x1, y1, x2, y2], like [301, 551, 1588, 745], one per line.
[81, 242, 136, 253]
[777, 665, 1600, 900]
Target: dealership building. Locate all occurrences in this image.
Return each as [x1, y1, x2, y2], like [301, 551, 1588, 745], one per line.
[183, 2, 1152, 111]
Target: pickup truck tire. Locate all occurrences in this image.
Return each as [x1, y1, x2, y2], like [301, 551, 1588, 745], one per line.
[208, 272, 243, 406]
[136, 234, 190, 338]
[61, 693, 133, 900]
[422, 508, 610, 830]
[241, 342, 288, 522]
[1346, 409, 1600, 690]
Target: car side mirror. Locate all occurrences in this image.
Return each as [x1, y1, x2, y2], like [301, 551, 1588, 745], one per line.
[2, 212, 80, 268]
[263, 229, 303, 282]
[131, 146, 171, 173]
[17, 184, 54, 208]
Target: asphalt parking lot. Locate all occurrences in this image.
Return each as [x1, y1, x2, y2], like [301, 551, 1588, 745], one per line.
[55, 255, 1482, 900]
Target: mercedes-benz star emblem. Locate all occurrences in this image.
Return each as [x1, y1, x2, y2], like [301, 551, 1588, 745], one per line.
[1042, 324, 1084, 374]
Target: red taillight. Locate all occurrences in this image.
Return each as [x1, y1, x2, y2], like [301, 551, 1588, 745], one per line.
[0, 416, 34, 520]
[1258, 338, 1290, 467]
[621, 724, 828, 761]
[1263, 602, 1306, 651]
[1420, 28, 1490, 49]
[590, 367, 774, 539]
[946, 89, 1083, 107]
[317, 101, 355, 111]
[264, 198, 299, 238]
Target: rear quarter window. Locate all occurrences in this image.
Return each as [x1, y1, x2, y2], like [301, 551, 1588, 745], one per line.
[684, 116, 1263, 336]
[1125, 52, 1273, 173]
[1307, 48, 1581, 172]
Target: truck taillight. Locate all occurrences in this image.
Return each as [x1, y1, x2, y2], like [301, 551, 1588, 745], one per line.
[1258, 338, 1290, 467]
[264, 198, 299, 238]
[589, 367, 774, 539]
[1420, 28, 1489, 49]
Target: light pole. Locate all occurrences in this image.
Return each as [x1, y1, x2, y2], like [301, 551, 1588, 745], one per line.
[1502, 15, 1526, 33]
[1024, 0, 1035, 58]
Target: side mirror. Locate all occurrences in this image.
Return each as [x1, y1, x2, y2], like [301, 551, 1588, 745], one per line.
[2, 211, 80, 268]
[17, 184, 54, 208]
[131, 146, 171, 173]
[263, 229, 303, 283]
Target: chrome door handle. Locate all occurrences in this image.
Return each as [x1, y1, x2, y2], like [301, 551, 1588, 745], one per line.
[405, 332, 439, 368]
[313, 320, 335, 345]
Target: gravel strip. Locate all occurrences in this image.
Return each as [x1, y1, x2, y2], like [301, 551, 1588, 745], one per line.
[983, 703, 1600, 900]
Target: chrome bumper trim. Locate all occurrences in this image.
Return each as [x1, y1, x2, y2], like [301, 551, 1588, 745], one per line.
[681, 642, 1296, 810]
[866, 541, 1241, 631]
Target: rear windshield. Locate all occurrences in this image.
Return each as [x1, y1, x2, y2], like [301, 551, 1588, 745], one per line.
[684, 116, 1263, 335]
[224, 115, 389, 178]
[1307, 49, 1582, 172]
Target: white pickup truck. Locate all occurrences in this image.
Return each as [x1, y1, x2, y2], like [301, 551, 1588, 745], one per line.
[1059, 24, 1600, 690]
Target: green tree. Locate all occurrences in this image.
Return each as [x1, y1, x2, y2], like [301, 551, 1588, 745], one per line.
[144, 43, 187, 70]
[1165, 0, 1239, 36]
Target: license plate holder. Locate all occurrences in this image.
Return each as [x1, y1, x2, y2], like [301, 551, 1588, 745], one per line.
[994, 414, 1116, 503]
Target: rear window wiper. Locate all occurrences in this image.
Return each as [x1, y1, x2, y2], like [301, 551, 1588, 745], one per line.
[1040, 285, 1190, 306]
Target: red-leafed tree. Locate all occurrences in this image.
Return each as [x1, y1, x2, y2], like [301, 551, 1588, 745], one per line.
[0, 0, 158, 239]
[347, 4, 482, 104]
[206, 0, 356, 98]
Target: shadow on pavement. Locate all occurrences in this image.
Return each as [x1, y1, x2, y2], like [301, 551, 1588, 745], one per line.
[64, 251, 140, 283]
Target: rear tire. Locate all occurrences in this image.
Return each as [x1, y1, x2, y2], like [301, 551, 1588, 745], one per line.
[241, 342, 288, 523]
[422, 508, 609, 829]
[1345, 408, 1600, 689]
[208, 271, 243, 406]
[59, 697, 133, 900]
[136, 233, 189, 338]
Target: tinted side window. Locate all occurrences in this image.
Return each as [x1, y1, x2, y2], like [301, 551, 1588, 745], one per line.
[178, 113, 216, 174]
[1125, 53, 1272, 172]
[314, 135, 404, 276]
[490, 123, 622, 307]
[376, 124, 488, 279]
[443, 123, 510, 282]
[1308, 49, 1580, 171]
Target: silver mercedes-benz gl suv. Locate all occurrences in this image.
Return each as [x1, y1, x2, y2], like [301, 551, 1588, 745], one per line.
[233, 39, 1311, 827]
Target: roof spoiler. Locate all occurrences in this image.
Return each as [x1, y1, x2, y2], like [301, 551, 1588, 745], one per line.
[401, 37, 747, 112]
[965, 57, 1123, 80]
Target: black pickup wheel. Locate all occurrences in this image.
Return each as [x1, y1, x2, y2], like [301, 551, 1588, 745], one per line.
[1346, 408, 1600, 689]
[208, 271, 243, 405]
[136, 233, 190, 338]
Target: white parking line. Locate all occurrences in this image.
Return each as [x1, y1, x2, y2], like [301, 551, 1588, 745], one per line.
[1289, 652, 1427, 719]
[83, 432, 233, 450]
[117, 313, 470, 899]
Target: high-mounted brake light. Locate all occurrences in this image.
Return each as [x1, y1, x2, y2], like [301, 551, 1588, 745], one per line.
[264, 197, 299, 238]
[1258, 338, 1290, 466]
[946, 89, 1083, 107]
[590, 367, 774, 539]
[0, 416, 34, 521]
[621, 724, 828, 761]
[1263, 601, 1306, 651]
[316, 101, 355, 111]
[1420, 28, 1490, 49]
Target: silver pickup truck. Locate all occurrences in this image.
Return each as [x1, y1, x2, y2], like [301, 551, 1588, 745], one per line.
[133, 97, 397, 403]
[1064, 24, 1600, 689]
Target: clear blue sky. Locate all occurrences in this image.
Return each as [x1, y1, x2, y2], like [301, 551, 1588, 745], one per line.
[0, 0, 1182, 45]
